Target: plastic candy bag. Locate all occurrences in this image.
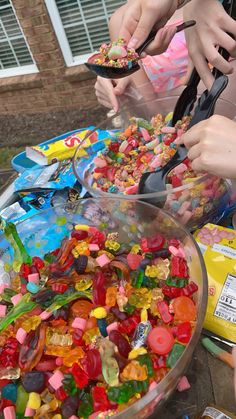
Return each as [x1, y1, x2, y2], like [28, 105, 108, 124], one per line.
[195, 224, 236, 343]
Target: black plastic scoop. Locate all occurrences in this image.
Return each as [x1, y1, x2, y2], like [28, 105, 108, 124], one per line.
[85, 20, 196, 79]
[138, 74, 229, 197]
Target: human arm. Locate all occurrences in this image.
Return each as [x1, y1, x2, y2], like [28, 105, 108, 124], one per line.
[176, 115, 236, 179]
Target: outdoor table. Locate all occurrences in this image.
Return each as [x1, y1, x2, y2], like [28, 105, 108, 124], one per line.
[0, 175, 235, 419]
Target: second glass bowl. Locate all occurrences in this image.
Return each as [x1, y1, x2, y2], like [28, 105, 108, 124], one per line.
[73, 96, 235, 231]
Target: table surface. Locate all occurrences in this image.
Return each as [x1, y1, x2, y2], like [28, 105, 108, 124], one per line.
[156, 337, 235, 418]
[0, 179, 235, 419]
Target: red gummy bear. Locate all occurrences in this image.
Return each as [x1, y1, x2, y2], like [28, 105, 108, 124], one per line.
[141, 234, 165, 252]
[183, 281, 198, 297]
[92, 386, 112, 412]
[162, 285, 183, 299]
[32, 256, 45, 270]
[170, 256, 189, 278]
[70, 363, 88, 389]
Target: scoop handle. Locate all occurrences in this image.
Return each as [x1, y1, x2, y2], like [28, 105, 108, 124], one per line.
[136, 20, 196, 55]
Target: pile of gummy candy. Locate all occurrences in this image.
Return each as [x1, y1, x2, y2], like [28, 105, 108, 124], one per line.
[93, 38, 139, 68]
[0, 219, 198, 419]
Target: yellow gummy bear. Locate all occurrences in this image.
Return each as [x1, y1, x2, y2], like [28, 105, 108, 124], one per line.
[75, 277, 93, 291]
[128, 348, 147, 360]
[145, 265, 159, 278]
[121, 361, 148, 382]
[128, 288, 152, 309]
[105, 240, 120, 252]
[21, 315, 41, 332]
[63, 346, 85, 367]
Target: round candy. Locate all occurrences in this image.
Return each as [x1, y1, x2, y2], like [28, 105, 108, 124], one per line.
[147, 326, 174, 355]
[172, 296, 196, 322]
[71, 299, 93, 319]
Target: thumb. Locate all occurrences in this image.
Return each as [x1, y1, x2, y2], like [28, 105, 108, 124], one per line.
[113, 79, 130, 96]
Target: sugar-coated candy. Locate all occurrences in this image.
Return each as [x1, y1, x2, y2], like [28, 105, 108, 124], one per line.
[0, 219, 199, 418]
[177, 375, 191, 392]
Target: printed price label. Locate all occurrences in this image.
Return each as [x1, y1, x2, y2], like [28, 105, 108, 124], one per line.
[202, 406, 232, 418]
[214, 273, 236, 324]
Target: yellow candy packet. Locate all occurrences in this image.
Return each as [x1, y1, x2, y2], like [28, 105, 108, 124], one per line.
[26, 129, 97, 165]
[195, 223, 236, 343]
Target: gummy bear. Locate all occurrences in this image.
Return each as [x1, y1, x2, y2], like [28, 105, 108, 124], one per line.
[121, 360, 148, 381]
[109, 330, 131, 358]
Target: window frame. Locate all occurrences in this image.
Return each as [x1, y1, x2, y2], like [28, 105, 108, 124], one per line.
[0, 0, 38, 78]
[45, 0, 117, 66]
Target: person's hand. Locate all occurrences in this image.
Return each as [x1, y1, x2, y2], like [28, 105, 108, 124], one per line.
[94, 77, 131, 112]
[118, 0, 178, 50]
[183, 0, 236, 90]
[176, 115, 236, 179]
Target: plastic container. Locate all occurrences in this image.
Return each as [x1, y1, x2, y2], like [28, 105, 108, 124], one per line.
[0, 198, 207, 418]
[73, 96, 236, 231]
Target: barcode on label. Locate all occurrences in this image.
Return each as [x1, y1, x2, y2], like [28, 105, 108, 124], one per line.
[202, 406, 232, 419]
[214, 273, 236, 324]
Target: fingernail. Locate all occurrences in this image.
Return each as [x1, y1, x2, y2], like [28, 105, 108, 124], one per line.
[128, 37, 139, 49]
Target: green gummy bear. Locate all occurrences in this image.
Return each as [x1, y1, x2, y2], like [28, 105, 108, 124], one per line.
[77, 394, 93, 419]
[167, 343, 186, 368]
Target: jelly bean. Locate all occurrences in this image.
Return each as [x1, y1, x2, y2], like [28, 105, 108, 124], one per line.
[147, 327, 174, 355]
[27, 392, 41, 409]
[16, 385, 29, 414]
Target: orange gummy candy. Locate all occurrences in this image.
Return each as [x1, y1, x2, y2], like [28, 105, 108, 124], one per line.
[71, 299, 93, 319]
[105, 286, 117, 307]
[172, 296, 196, 322]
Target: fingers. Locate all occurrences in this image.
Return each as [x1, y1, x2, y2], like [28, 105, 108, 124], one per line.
[95, 77, 119, 112]
[187, 143, 201, 161]
[216, 30, 236, 57]
[205, 41, 233, 75]
[144, 25, 176, 55]
[113, 78, 131, 95]
[128, 6, 163, 49]
[193, 52, 215, 90]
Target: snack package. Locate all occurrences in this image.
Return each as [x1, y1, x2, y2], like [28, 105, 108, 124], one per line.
[195, 405, 236, 419]
[195, 224, 236, 343]
[26, 128, 98, 165]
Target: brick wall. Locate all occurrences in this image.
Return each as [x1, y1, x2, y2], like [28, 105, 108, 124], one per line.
[0, 0, 98, 115]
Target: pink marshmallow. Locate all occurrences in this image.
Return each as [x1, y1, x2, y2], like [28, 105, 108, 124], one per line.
[72, 317, 87, 330]
[16, 327, 27, 344]
[3, 406, 16, 419]
[24, 407, 35, 417]
[27, 273, 39, 284]
[40, 310, 52, 320]
[69, 416, 79, 419]
[177, 376, 191, 392]
[96, 254, 110, 267]
[11, 293, 22, 306]
[107, 322, 119, 334]
[48, 370, 64, 390]
[89, 244, 99, 252]
[0, 304, 7, 317]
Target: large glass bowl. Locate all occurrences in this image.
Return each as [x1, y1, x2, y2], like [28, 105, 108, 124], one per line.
[0, 198, 207, 418]
[73, 96, 236, 231]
